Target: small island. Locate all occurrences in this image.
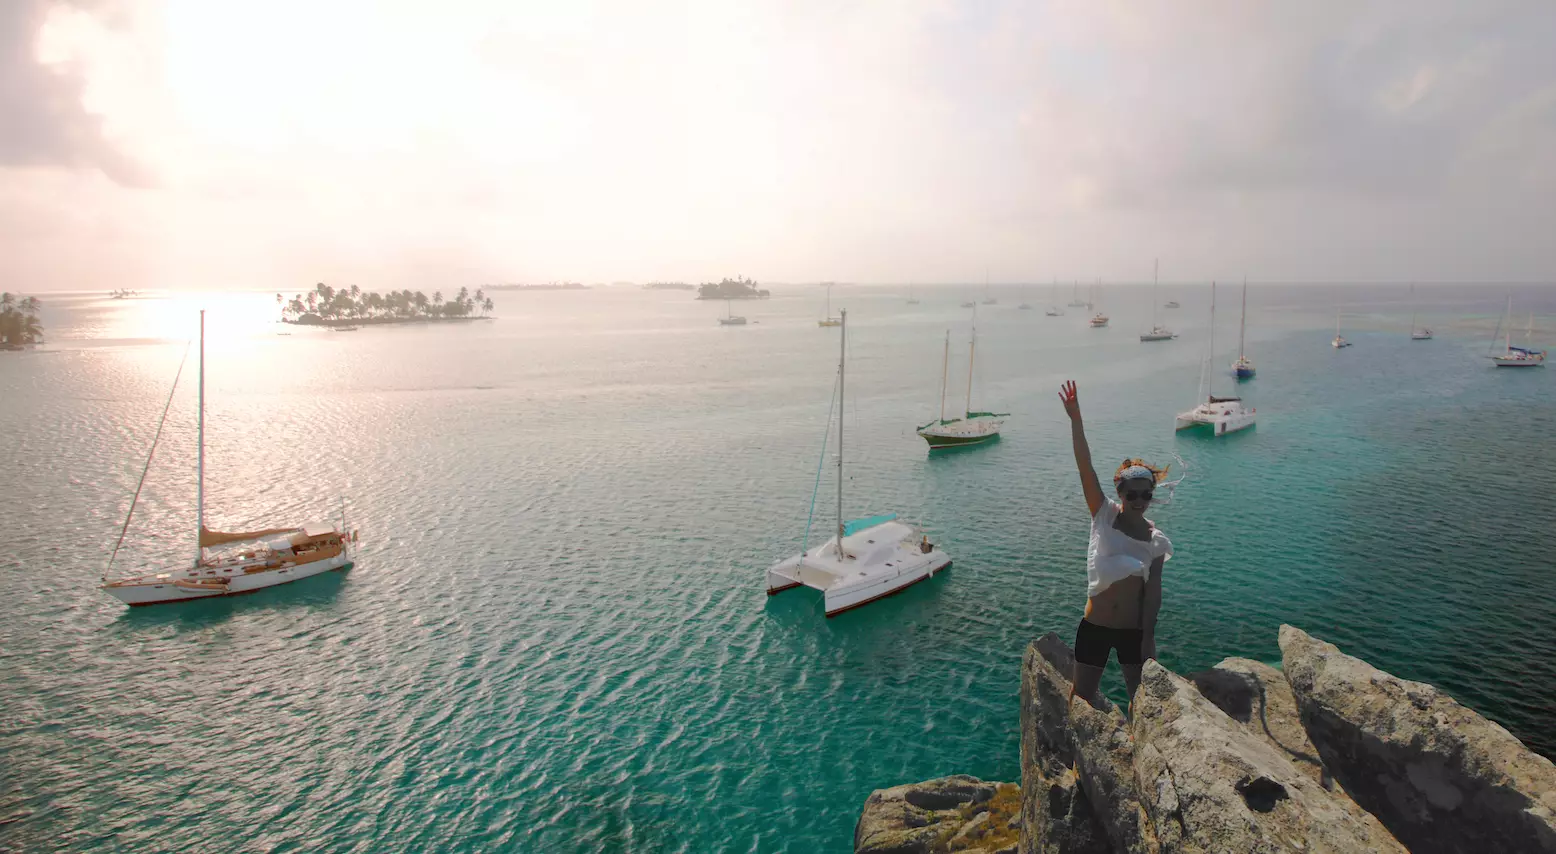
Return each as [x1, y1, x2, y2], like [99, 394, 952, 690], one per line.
[0, 293, 44, 350]
[278, 283, 494, 327]
[696, 276, 770, 300]
[643, 281, 696, 291]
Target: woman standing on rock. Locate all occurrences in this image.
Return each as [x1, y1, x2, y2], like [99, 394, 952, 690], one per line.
[1058, 380, 1173, 710]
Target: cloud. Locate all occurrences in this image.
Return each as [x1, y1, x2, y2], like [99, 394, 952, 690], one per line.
[0, 0, 154, 187]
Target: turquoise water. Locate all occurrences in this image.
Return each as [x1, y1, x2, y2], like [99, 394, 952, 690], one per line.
[1, 284, 1552, 852]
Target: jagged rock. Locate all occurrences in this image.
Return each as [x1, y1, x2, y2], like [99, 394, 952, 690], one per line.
[1187, 657, 1339, 791]
[855, 775, 1019, 854]
[1280, 624, 1556, 853]
[1131, 660, 1406, 853]
[1019, 633, 1151, 853]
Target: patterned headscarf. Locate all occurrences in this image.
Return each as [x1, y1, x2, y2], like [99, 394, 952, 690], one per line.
[1115, 464, 1155, 485]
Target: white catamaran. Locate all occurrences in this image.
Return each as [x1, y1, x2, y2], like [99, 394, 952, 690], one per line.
[101, 311, 357, 605]
[917, 319, 1008, 450]
[767, 310, 952, 616]
[1140, 260, 1176, 341]
[1176, 282, 1256, 436]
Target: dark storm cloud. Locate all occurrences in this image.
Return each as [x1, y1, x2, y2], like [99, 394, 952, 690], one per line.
[0, 0, 153, 187]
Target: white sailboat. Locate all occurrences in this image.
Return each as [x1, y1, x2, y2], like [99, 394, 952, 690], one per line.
[818, 284, 841, 327]
[981, 271, 998, 305]
[1176, 282, 1256, 436]
[1068, 281, 1088, 308]
[1409, 285, 1432, 340]
[907, 284, 920, 306]
[101, 311, 357, 606]
[917, 320, 1008, 450]
[1491, 296, 1546, 367]
[1232, 278, 1255, 378]
[1140, 259, 1177, 341]
[1332, 309, 1352, 348]
[719, 298, 747, 325]
[1045, 278, 1063, 316]
[767, 309, 952, 616]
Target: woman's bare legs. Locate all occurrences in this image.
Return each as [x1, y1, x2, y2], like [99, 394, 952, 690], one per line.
[1071, 662, 1106, 710]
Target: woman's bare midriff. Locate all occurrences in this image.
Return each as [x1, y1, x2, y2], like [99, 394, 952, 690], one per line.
[1084, 576, 1144, 629]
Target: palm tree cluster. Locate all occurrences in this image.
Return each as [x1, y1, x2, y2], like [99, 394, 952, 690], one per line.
[278, 283, 494, 324]
[0, 293, 43, 348]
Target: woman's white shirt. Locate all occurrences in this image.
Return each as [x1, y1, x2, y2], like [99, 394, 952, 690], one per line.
[1087, 501, 1172, 598]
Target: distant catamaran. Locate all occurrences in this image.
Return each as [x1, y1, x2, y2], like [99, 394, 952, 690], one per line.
[917, 318, 1008, 449]
[101, 311, 357, 605]
[767, 309, 952, 616]
[1176, 282, 1256, 436]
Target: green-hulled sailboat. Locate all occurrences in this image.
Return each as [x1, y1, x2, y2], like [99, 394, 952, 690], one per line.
[917, 322, 1007, 450]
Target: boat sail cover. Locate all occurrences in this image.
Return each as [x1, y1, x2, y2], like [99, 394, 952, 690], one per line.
[842, 514, 897, 536]
[200, 525, 299, 548]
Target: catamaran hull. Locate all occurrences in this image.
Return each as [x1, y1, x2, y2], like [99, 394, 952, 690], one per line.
[767, 554, 951, 616]
[1175, 416, 1255, 437]
[103, 554, 353, 605]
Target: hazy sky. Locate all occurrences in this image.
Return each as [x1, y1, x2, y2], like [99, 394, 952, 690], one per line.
[4, 1, 1555, 291]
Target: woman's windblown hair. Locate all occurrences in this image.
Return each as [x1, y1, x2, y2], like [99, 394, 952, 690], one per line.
[1113, 458, 1170, 486]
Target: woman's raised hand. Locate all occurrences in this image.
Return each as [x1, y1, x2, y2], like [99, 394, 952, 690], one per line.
[1059, 380, 1081, 420]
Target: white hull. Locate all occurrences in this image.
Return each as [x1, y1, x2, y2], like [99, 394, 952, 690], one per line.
[719, 317, 748, 325]
[1411, 332, 1432, 340]
[1332, 337, 1351, 348]
[1175, 399, 1256, 437]
[1140, 331, 1176, 341]
[917, 415, 1004, 448]
[1089, 315, 1109, 327]
[1492, 355, 1545, 367]
[767, 521, 950, 616]
[103, 550, 351, 605]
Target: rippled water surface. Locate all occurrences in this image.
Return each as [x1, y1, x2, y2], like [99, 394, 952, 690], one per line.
[2, 284, 1553, 851]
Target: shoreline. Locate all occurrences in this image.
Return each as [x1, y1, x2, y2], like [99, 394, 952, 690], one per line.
[282, 316, 492, 328]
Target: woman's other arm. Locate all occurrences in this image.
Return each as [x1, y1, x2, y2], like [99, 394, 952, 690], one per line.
[1141, 556, 1165, 660]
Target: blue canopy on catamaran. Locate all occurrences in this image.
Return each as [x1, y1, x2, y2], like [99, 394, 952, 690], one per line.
[843, 514, 897, 536]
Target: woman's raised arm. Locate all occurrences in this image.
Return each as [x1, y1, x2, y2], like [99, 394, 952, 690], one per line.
[1059, 380, 1105, 518]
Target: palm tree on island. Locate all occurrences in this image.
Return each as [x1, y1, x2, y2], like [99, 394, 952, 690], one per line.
[278, 283, 495, 326]
[1, 293, 45, 349]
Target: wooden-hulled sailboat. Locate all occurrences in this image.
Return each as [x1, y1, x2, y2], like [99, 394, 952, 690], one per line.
[767, 309, 952, 616]
[917, 318, 1008, 449]
[101, 311, 357, 605]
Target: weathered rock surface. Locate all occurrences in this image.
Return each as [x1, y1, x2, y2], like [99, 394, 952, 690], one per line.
[855, 775, 1020, 854]
[1019, 634, 1127, 853]
[1187, 657, 1338, 791]
[1281, 624, 1556, 854]
[1132, 659, 1406, 852]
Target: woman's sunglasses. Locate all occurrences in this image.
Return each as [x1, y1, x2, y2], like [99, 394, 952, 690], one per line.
[1122, 490, 1154, 502]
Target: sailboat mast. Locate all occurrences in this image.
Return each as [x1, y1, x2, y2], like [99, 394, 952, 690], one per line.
[196, 309, 205, 563]
[1410, 284, 1417, 335]
[837, 309, 846, 557]
[825, 285, 830, 320]
[1238, 278, 1247, 359]
[1209, 283, 1217, 398]
[938, 330, 949, 422]
[1151, 259, 1159, 328]
[965, 318, 977, 418]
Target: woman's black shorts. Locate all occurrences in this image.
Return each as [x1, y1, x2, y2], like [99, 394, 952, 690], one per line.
[1074, 618, 1143, 667]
